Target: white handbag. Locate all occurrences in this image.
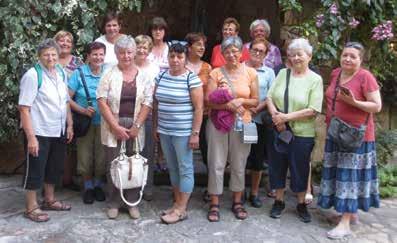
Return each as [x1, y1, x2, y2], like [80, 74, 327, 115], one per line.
[110, 139, 148, 207]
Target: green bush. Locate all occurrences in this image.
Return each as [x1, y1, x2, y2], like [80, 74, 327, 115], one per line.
[378, 165, 397, 198]
[0, 0, 144, 143]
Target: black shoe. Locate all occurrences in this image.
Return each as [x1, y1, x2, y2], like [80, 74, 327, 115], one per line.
[94, 187, 106, 202]
[249, 195, 263, 208]
[297, 203, 311, 223]
[270, 200, 285, 218]
[83, 189, 95, 204]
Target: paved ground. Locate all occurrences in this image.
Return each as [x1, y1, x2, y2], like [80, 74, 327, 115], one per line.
[0, 175, 396, 243]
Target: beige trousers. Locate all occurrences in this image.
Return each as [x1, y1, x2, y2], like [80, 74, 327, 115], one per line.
[206, 120, 251, 195]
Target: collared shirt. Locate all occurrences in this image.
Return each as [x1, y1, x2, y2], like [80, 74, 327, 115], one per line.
[68, 64, 104, 125]
[252, 65, 275, 124]
[18, 63, 69, 137]
[244, 42, 282, 69]
[96, 65, 154, 148]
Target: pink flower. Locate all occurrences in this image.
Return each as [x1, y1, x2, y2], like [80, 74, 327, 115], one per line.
[316, 14, 325, 28]
[330, 3, 338, 15]
[349, 17, 360, 28]
[372, 21, 394, 40]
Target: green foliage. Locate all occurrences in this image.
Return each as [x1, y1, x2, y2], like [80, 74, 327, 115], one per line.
[378, 165, 397, 198]
[0, 0, 143, 143]
[278, 0, 303, 12]
[376, 128, 397, 167]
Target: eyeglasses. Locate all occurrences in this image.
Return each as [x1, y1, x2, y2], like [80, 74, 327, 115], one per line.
[250, 48, 266, 55]
[345, 42, 364, 50]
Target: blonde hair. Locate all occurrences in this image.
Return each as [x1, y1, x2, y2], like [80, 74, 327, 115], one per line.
[54, 30, 74, 43]
[135, 35, 153, 51]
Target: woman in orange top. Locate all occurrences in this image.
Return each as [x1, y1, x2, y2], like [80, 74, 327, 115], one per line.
[185, 32, 212, 168]
[206, 36, 258, 222]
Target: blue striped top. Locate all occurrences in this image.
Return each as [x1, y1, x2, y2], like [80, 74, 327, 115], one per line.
[155, 70, 202, 136]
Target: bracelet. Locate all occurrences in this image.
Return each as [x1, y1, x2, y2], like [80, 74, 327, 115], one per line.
[191, 130, 199, 136]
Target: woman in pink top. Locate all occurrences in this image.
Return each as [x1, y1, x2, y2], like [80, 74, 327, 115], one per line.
[318, 42, 382, 239]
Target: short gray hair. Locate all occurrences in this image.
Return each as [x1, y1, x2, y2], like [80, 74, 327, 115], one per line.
[37, 38, 60, 56]
[115, 35, 136, 54]
[221, 36, 243, 53]
[249, 19, 271, 36]
[287, 38, 313, 56]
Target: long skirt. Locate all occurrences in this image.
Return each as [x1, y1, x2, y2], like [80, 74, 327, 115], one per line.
[317, 139, 380, 213]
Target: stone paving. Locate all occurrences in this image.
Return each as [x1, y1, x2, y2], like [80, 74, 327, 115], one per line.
[0, 175, 396, 243]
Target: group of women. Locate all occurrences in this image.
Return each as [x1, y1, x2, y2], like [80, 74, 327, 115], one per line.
[18, 11, 382, 240]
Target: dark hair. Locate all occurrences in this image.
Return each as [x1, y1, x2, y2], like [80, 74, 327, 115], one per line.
[223, 17, 240, 32]
[86, 41, 106, 55]
[148, 17, 169, 38]
[101, 11, 122, 33]
[344, 41, 365, 59]
[168, 43, 187, 55]
[185, 32, 207, 46]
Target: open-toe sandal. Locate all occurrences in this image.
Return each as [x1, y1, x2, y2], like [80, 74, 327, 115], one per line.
[207, 204, 220, 222]
[160, 208, 187, 224]
[24, 207, 50, 222]
[231, 202, 247, 220]
[41, 200, 71, 211]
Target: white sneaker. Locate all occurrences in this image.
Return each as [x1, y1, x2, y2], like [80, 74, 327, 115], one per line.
[128, 207, 140, 219]
[326, 227, 352, 240]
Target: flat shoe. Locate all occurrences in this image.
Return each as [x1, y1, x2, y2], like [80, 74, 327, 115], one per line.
[41, 200, 71, 211]
[128, 207, 140, 219]
[327, 228, 352, 239]
[160, 209, 187, 224]
[107, 208, 119, 219]
[24, 207, 50, 223]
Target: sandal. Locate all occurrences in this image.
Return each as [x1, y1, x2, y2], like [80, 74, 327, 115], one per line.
[24, 207, 50, 222]
[160, 208, 187, 224]
[207, 204, 220, 222]
[41, 200, 71, 211]
[267, 190, 276, 198]
[231, 202, 248, 220]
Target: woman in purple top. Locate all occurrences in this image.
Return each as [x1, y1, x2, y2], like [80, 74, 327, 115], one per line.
[244, 19, 282, 69]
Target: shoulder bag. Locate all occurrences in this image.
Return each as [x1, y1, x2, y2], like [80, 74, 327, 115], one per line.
[220, 67, 258, 144]
[110, 139, 148, 207]
[327, 71, 369, 152]
[72, 68, 92, 137]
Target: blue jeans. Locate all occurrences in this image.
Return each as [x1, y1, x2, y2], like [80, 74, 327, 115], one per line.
[159, 134, 194, 193]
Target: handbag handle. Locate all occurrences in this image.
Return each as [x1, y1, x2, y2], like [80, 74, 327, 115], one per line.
[116, 166, 147, 207]
[77, 67, 92, 106]
[120, 138, 141, 156]
[331, 70, 369, 125]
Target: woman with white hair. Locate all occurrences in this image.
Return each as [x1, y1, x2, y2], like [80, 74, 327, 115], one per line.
[97, 35, 154, 219]
[206, 36, 259, 222]
[244, 19, 282, 69]
[266, 38, 323, 223]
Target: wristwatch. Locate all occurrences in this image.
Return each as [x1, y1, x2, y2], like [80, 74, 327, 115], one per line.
[191, 130, 199, 136]
[133, 123, 142, 129]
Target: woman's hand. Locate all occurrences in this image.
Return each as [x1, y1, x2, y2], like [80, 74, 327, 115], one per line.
[272, 112, 289, 126]
[66, 124, 74, 143]
[189, 134, 199, 149]
[227, 98, 245, 115]
[337, 88, 357, 106]
[27, 135, 39, 157]
[129, 126, 139, 139]
[112, 125, 130, 141]
[84, 106, 96, 117]
[275, 123, 287, 132]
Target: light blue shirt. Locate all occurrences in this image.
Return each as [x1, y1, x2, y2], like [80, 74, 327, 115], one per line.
[253, 65, 275, 124]
[68, 64, 103, 125]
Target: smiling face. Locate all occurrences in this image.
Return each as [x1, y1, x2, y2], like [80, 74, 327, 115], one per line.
[104, 19, 121, 39]
[39, 47, 58, 69]
[251, 24, 267, 39]
[222, 45, 242, 66]
[288, 48, 311, 70]
[188, 39, 205, 58]
[116, 47, 135, 67]
[340, 47, 362, 73]
[56, 36, 73, 55]
[249, 42, 267, 64]
[151, 27, 165, 42]
[87, 48, 105, 69]
[136, 42, 150, 61]
[222, 23, 237, 40]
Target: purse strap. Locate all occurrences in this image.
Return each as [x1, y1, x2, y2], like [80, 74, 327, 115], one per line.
[220, 67, 236, 96]
[77, 67, 92, 106]
[331, 70, 370, 124]
[284, 69, 291, 113]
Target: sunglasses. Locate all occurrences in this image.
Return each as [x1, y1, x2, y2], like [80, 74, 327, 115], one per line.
[345, 42, 364, 50]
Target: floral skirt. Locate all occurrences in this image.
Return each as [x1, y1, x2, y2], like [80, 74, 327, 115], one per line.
[317, 139, 380, 213]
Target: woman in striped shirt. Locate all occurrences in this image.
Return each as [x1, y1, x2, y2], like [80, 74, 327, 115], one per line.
[153, 43, 203, 224]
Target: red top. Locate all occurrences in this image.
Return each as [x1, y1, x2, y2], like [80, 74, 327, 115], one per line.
[210, 44, 250, 68]
[325, 68, 379, 141]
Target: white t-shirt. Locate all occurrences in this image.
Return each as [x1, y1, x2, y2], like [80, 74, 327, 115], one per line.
[147, 44, 169, 72]
[95, 35, 118, 66]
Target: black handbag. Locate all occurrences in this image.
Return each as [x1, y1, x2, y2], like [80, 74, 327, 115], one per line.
[72, 67, 92, 138]
[273, 69, 294, 153]
[327, 71, 369, 152]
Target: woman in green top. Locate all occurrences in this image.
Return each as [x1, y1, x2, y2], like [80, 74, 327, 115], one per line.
[266, 38, 323, 223]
